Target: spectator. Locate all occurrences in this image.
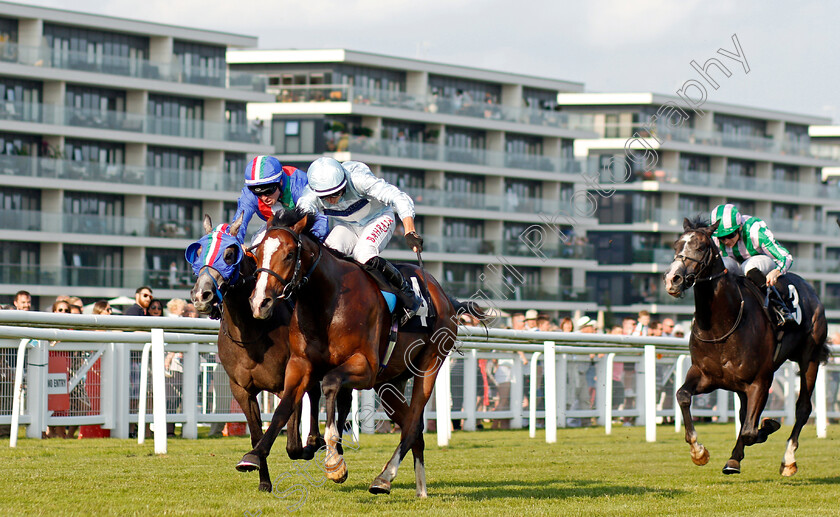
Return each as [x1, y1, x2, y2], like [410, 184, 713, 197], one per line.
[46, 299, 73, 438]
[632, 310, 651, 336]
[537, 314, 552, 332]
[621, 317, 636, 336]
[166, 298, 187, 318]
[79, 301, 113, 439]
[126, 286, 153, 316]
[661, 318, 676, 337]
[67, 296, 83, 314]
[183, 303, 198, 318]
[147, 299, 164, 317]
[649, 321, 663, 337]
[168, 261, 179, 289]
[13, 290, 31, 311]
[559, 317, 574, 333]
[510, 312, 525, 331]
[673, 324, 686, 338]
[524, 309, 539, 331]
[577, 315, 597, 333]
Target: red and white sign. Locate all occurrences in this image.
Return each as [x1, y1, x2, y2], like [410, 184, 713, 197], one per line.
[47, 355, 70, 412]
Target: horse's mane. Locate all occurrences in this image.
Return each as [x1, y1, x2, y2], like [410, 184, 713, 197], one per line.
[269, 207, 316, 237]
[684, 214, 711, 231]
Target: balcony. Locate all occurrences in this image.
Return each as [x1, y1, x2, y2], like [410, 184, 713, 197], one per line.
[600, 123, 840, 161]
[794, 258, 840, 274]
[657, 169, 829, 199]
[1, 43, 266, 91]
[629, 208, 682, 226]
[0, 101, 269, 144]
[0, 209, 204, 240]
[438, 281, 593, 302]
[0, 155, 237, 191]
[341, 136, 592, 174]
[632, 248, 675, 264]
[0, 264, 195, 290]
[269, 84, 594, 132]
[386, 234, 594, 259]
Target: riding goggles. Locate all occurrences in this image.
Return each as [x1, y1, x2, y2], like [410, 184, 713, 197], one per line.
[249, 183, 279, 196]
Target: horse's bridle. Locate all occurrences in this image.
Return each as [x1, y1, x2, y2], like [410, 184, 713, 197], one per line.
[673, 235, 727, 289]
[252, 226, 321, 300]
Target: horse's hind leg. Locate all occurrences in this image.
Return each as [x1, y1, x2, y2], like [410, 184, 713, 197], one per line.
[677, 366, 711, 466]
[369, 382, 411, 495]
[229, 383, 272, 492]
[780, 360, 819, 477]
[301, 383, 326, 461]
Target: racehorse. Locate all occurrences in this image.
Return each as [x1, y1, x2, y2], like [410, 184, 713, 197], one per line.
[187, 214, 326, 492]
[239, 208, 484, 496]
[664, 217, 828, 476]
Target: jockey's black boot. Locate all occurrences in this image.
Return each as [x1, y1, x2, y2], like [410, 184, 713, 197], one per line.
[365, 256, 421, 324]
[768, 285, 796, 326]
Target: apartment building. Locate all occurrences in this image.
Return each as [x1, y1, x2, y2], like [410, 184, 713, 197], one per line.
[228, 49, 603, 315]
[0, 2, 273, 309]
[558, 93, 840, 321]
[228, 51, 840, 322]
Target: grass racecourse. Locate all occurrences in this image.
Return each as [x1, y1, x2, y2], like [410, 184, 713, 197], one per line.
[2, 424, 840, 516]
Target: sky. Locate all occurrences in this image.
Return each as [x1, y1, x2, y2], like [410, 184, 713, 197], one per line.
[10, 0, 840, 122]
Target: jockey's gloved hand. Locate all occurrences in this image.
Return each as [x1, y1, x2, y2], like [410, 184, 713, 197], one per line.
[405, 231, 423, 253]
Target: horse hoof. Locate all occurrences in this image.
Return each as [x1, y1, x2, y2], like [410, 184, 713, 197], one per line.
[780, 462, 798, 477]
[761, 419, 781, 435]
[325, 461, 348, 483]
[722, 460, 741, 475]
[236, 453, 261, 472]
[300, 446, 316, 461]
[691, 446, 710, 466]
[369, 478, 391, 495]
[258, 481, 272, 492]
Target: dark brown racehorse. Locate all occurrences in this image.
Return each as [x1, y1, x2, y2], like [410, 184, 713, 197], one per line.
[664, 217, 828, 476]
[187, 215, 325, 492]
[239, 208, 483, 496]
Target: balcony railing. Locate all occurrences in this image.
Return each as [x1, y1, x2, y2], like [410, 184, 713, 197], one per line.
[0, 155, 238, 191]
[0, 209, 203, 240]
[341, 136, 593, 174]
[0, 101, 269, 144]
[438, 281, 593, 302]
[386, 234, 595, 259]
[269, 84, 594, 131]
[0, 264, 194, 289]
[657, 169, 829, 199]
[0, 42, 266, 91]
[632, 248, 675, 264]
[794, 258, 840, 274]
[600, 123, 840, 161]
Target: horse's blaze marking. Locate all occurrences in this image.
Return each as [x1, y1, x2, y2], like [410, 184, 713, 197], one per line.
[254, 237, 281, 305]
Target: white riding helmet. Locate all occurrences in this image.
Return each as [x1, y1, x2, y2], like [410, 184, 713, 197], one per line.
[307, 157, 348, 196]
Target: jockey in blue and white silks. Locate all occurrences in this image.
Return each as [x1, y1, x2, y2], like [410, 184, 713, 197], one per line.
[297, 157, 423, 323]
[233, 155, 328, 245]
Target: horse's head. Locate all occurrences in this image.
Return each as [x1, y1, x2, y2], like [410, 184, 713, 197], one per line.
[185, 213, 245, 314]
[664, 217, 721, 296]
[249, 208, 314, 320]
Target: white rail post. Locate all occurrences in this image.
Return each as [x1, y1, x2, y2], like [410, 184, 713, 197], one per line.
[557, 353, 567, 429]
[301, 392, 311, 440]
[733, 392, 741, 438]
[784, 363, 796, 425]
[182, 343, 198, 439]
[350, 389, 359, 442]
[544, 341, 556, 444]
[113, 343, 130, 439]
[101, 342, 116, 433]
[511, 352, 523, 429]
[10, 339, 32, 447]
[529, 352, 541, 438]
[435, 355, 451, 446]
[816, 365, 827, 438]
[25, 340, 46, 439]
[137, 343, 152, 445]
[605, 353, 615, 436]
[463, 349, 477, 431]
[360, 389, 375, 434]
[644, 345, 656, 442]
[151, 328, 167, 454]
[674, 355, 688, 433]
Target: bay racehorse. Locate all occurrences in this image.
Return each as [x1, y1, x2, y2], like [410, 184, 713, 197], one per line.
[664, 217, 828, 476]
[186, 214, 326, 492]
[239, 208, 485, 496]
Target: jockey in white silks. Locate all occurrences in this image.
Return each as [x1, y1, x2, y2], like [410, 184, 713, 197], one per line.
[297, 157, 423, 323]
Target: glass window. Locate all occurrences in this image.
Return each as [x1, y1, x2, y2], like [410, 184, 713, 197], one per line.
[332, 64, 405, 94]
[63, 244, 122, 287]
[0, 187, 39, 211]
[679, 153, 711, 172]
[65, 139, 124, 164]
[0, 17, 18, 43]
[0, 77, 42, 122]
[678, 194, 709, 216]
[713, 114, 767, 138]
[64, 191, 123, 216]
[225, 153, 246, 191]
[428, 75, 500, 105]
[445, 128, 486, 150]
[146, 248, 192, 289]
[773, 163, 798, 182]
[522, 87, 558, 110]
[445, 172, 484, 194]
[727, 159, 756, 177]
[0, 241, 39, 286]
[0, 132, 41, 156]
[43, 24, 148, 74]
[382, 168, 424, 190]
[148, 94, 203, 138]
[173, 40, 225, 87]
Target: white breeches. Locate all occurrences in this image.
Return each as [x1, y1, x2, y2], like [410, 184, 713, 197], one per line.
[723, 255, 776, 277]
[325, 210, 396, 264]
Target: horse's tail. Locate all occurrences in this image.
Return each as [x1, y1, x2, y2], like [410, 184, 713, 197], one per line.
[812, 304, 831, 365]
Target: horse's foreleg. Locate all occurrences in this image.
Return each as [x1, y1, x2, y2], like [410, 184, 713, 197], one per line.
[781, 360, 819, 477]
[724, 391, 748, 475]
[677, 366, 710, 466]
[301, 381, 325, 461]
[238, 358, 311, 473]
[369, 382, 411, 495]
[321, 355, 375, 483]
[333, 388, 354, 456]
[229, 383, 272, 492]
[285, 394, 304, 460]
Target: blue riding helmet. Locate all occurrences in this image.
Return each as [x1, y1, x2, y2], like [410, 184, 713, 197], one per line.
[185, 223, 244, 283]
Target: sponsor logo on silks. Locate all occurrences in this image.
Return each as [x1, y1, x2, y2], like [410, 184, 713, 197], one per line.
[366, 217, 394, 243]
[185, 224, 243, 281]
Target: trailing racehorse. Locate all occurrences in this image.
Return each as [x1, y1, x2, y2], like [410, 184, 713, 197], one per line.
[664, 217, 828, 476]
[186, 214, 325, 492]
[239, 208, 485, 496]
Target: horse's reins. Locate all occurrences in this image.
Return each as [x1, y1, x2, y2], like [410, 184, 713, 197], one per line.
[253, 226, 322, 301]
[677, 238, 743, 343]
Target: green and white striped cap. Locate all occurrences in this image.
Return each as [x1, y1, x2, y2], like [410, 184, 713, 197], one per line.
[710, 204, 741, 238]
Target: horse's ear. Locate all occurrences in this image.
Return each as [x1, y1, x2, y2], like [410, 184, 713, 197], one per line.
[223, 244, 242, 266]
[203, 214, 213, 234]
[229, 211, 244, 239]
[291, 213, 309, 234]
[683, 218, 693, 232]
[709, 219, 720, 235]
